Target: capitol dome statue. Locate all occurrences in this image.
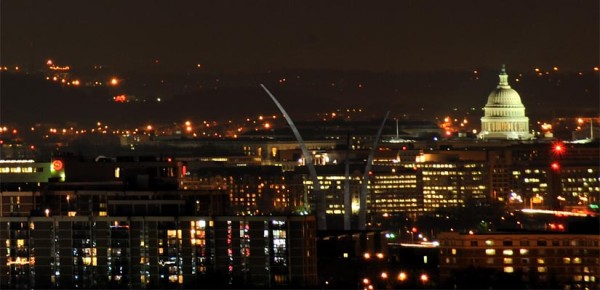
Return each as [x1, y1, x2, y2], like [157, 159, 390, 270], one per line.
[478, 65, 532, 140]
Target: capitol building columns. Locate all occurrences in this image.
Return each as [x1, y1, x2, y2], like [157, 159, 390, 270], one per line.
[478, 65, 533, 140]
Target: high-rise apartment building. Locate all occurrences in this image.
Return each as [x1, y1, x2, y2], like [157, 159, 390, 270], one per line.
[0, 214, 317, 289]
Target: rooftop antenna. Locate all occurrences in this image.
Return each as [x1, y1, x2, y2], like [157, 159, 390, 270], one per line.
[260, 84, 326, 230]
[358, 111, 390, 230]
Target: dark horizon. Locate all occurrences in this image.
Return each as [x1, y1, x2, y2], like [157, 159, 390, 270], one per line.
[1, 0, 598, 74]
[1, 67, 598, 128]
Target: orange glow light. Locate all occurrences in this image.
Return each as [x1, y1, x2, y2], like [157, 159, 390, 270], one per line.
[114, 95, 127, 103]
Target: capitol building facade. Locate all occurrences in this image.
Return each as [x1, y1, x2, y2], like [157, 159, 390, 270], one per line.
[478, 66, 533, 140]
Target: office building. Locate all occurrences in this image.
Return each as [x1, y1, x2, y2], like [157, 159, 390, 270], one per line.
[439, 230, 599, 289]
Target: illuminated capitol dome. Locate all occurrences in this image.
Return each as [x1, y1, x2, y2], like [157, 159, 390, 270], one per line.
[478, 65, 532, 140]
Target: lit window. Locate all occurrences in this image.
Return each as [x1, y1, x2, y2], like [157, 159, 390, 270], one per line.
[485, 249, 496, 255]
[563, 257, 571, 264]
[537, 267, 547, 273]
[520, 249, 528, 255]
[504, 267, 514, 273]
[504, 258, 513, 264]
[536, 258, 544, 264]
[503, 249, 514, 256]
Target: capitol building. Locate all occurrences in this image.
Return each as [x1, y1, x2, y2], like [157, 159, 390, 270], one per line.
[478, 66, 533, 140]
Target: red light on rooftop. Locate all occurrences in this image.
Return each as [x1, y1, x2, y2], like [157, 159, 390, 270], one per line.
[52, 160, 64, 171]
[553, 144, 564, 154]
[551, 162, 560, 171]
[552, 141, 566, 156]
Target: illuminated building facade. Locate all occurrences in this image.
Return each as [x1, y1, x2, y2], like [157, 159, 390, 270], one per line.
[368, 167, 420, 216]
[504, 142, 600, 211]
[419, 162, 487, 211]
[508, 165, 599, 210]
[0, 214, 317, 289]
[439, 231, 600, 289]
[299, 165, 420, 225]
[479, 66, 532, 140]
[0, 160, 65, 189]
[225, 168, 292, 215]
[298, 166, 362, 221]
[413, 153, 488, 212]
[418, 142, 600, 214]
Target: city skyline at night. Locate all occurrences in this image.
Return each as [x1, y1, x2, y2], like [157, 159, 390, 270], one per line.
[1, 1, 599, 289]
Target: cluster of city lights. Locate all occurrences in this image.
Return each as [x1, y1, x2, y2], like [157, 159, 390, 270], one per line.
[437, 113, 478, 136]
[361, 269, 429, 290]
[42, 60, 120, 88]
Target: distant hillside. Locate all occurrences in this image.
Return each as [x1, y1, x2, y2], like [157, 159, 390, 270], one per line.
[1, 69, 597, 126]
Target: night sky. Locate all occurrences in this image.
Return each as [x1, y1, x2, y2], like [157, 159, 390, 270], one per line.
[1, 0, 598, 73]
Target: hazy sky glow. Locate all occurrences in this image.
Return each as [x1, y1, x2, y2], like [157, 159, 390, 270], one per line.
[1, 0, 598, 72]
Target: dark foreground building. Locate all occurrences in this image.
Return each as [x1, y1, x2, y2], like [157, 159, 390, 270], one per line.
[0, 214, 317, 289]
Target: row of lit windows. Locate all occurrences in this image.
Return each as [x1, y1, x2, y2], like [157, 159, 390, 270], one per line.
[424, 199, 460, 204]
[445, 239, 598, 247]
[564, 177, 598, 183]
[563, 187, 600, 192]
[372, 185, 416, 189]
[374, 180, 417, 184]
[423, 171, 457, 176]
[376, 175, 417, 180]
[424, 186, 458, 190]
[373, 198, 419, 203]
[448, 254, 586, 266]
[0, 167, 43, 173]
[418, 164, 457, 168]
[371, 203, 419, 208]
